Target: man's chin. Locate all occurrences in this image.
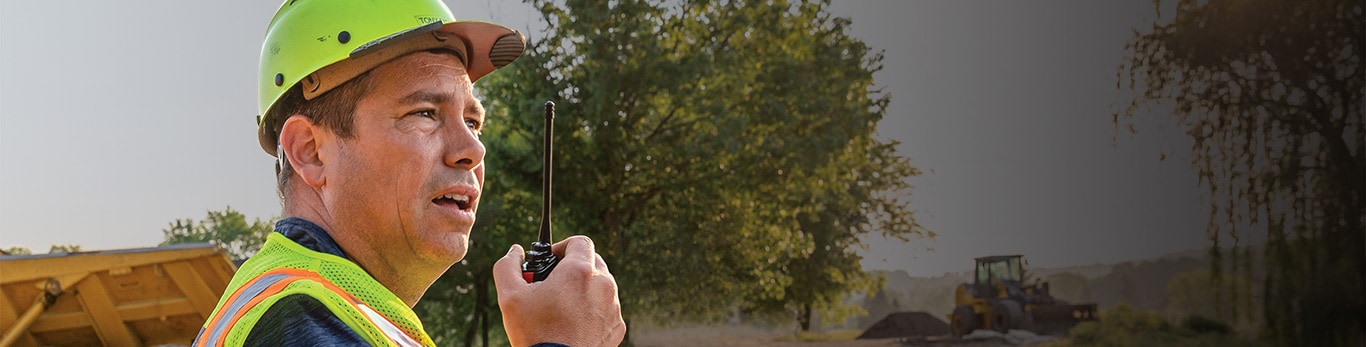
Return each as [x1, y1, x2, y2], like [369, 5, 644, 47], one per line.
[415, 234, 468, 264]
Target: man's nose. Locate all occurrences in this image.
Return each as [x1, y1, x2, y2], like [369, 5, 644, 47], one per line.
[444, 125, 485, 169]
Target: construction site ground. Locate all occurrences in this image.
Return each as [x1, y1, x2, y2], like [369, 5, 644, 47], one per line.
[633, 325, 1060, 347]
[635, 336, 1034, 347]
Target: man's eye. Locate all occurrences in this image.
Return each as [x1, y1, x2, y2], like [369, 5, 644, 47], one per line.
[465, 119, 481, 130]
[409, 110, 437, 119]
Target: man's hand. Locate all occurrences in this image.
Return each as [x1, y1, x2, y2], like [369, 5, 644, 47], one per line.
[494, 235, 626, 347]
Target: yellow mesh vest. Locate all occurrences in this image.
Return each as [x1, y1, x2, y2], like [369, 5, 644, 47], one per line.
[197, 233, 435, 346]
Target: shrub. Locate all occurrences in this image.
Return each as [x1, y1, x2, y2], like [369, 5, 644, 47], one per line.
[1181, 314, 1233, 335]
[1069, 305, 1253, 347]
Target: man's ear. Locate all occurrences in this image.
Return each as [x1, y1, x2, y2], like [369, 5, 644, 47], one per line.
[279, 115, 327, 188]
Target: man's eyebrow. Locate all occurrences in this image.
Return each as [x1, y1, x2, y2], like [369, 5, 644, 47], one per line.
[398, 91, 451, 105]
[396, 90, 483, 118]
[467, 102, 485, 119]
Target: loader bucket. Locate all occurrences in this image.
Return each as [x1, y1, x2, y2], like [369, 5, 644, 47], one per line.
[1029, 303, 1097, 335]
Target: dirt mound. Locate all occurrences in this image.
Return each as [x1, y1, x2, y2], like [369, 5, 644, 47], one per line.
[857, 311, 951, 339]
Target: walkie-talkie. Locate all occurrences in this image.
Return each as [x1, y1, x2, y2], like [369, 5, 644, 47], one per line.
[522, 101, 559, 283]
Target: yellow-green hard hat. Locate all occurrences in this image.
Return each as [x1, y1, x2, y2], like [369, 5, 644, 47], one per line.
[256, 0, 526, 156]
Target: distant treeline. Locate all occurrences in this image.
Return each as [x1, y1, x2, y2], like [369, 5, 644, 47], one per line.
[850, 249, 1263, 331]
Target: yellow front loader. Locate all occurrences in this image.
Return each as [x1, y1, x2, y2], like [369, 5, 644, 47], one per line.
[946, 255, 1096, 337]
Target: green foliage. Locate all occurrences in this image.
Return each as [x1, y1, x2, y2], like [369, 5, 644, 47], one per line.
[1115, 0, 1363, 345]
[48, 244, 82, 254]
[1070, 305, 1251, 347]
[1182, 314, 1233, 336]
[1165, 269, 1257, 325]
[2, 245, 96, 255]
[417, 0, 926, 341]
[1098, 305, 1171, 333]
[2, 246, 32, 255]
[161, 206, 275, 260]
[774, 329, 861, 342]
[1084, 257, 1205, 312]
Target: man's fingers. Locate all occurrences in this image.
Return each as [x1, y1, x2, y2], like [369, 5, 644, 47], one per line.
[552, 235, 597, 263]
[492, 244, 527, 293]
[594, 252, 609, 273]
[594, 252, 621, 307]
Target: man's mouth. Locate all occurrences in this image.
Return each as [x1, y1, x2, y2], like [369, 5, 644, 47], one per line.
[434, 193, 472, 210]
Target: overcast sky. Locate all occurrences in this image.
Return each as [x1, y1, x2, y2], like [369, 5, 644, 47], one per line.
[1, 1, 1208, 277]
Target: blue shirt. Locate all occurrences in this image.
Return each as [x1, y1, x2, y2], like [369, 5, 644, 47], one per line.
[240, 217, 367, 346]
[244, 217, 567, 347]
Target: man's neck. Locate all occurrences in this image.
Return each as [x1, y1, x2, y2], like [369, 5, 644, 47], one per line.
[282, 195, 446, 307]
[332, 237, 447, 307]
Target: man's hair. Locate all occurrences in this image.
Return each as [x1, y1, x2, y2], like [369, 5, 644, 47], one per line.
[265, 71, 376, 199]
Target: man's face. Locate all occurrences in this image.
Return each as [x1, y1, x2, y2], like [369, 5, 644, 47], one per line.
[320, 51, 485, 266]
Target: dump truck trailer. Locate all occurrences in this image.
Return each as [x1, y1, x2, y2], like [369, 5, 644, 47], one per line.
[0, 243, 236, 347]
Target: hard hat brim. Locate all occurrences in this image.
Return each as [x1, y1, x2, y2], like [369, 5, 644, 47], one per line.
[444, 21, 526, 84]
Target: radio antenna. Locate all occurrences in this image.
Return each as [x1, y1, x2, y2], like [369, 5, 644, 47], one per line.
[523, 101, 559, 283]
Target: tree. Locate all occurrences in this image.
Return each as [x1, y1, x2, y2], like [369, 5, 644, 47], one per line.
[1115, 0, 1364, 344]
[48, 244, 82, 254]
[1166, 269, 1256, 323]
[415, 0, 926, 342]
[747, 132, 924, 331]
[2, 246, 32, 255]
[161, 206, 275, 261]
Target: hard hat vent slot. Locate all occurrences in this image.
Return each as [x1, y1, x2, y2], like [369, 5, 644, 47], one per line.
[303, 74, 321, 93]
[489, 33, 524, 68]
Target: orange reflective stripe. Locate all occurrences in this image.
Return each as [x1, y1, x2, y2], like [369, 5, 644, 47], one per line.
[276, 273, 424, 346]
[198, 269, 284, 336]
[195, 268, 315, 347]
[220, 277, 295, 333]
[193, 268, 422, 347]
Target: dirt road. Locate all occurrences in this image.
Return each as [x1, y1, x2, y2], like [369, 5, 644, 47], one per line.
[634, 335, 1038, 347]
[635, 336, 903, 347]
[634, 332, 1048, 347]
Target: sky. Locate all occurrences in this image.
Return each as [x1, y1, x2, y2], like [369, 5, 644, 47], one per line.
[1, 1, 1209, 277]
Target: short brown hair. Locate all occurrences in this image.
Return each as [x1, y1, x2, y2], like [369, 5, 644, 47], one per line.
[266, 71, 376, 199]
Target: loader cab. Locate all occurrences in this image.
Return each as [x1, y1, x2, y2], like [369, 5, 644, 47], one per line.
[972, 255, 1024, 297]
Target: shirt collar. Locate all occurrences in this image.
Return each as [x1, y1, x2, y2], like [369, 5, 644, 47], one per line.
[274, 217, 351, 260]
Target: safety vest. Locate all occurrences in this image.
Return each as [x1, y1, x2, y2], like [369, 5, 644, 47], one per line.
[194, 233, 435, 346]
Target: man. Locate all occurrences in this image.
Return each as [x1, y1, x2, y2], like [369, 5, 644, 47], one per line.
[193, 0, 626, 346]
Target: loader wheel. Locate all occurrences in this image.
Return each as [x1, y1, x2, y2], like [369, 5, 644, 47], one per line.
[990, 301, 1023, 333]
[950, 305, 978, 338]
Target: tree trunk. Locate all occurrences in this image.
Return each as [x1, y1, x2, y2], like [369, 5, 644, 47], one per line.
[481, 279, 490, 347]
[798, 302, 812, 332]
[620, 316, 634, 347]
[463, 269, 491, 347]
[463, 305, 478, 346]
[604, 211, 632, 346]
